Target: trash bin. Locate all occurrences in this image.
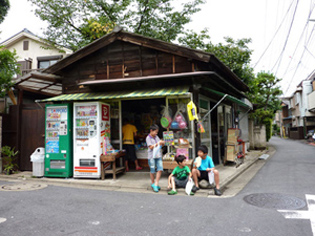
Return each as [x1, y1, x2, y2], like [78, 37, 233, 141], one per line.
[30, 147, 45, 177]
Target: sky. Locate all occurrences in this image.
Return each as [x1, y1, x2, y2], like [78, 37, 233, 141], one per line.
[1, 0, 315, 97]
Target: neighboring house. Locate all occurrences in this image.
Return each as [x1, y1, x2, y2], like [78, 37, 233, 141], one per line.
[279, 100, 292, 137]
[307, 75, 315, 113]
[0, 28, 72, 111]
[281, 70, 315, 139]
[0, 29, 72, 170]
[1, 28, 72, 78]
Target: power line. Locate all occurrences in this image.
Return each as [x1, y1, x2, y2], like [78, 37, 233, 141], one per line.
[272, 0, 300, 74]
[280, 2, 315, 79]
[284, 24, 315, 95]
[253, 0, 296, 69]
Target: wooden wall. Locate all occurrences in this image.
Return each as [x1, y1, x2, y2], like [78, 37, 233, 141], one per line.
[62, 41, 198, 94]
[1, 104, 45, 171]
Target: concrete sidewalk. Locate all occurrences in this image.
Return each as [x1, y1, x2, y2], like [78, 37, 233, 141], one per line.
[0, 147, 274, 197]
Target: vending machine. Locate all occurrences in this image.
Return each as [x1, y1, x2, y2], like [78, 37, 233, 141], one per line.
[73, 102, 110, 178]
[45, 104, 73, 177]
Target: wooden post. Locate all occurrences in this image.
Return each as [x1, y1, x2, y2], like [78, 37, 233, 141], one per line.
[193, 85, 200, 156]
[172, 55, 175, 73]
[7, 88, 17, 105]
[139, 46, 143, 76]
[122, 42, 125, 78]
[155, 52, 159, 74]
[106, 60, 109, 79]
[18, 89, 23, 105]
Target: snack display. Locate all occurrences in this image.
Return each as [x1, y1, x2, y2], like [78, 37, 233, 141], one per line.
[160, 105, 172, 129]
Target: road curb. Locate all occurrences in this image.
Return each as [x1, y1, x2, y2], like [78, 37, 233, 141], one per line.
[220, 144, 276, 190]
[0, 144, 277, 196]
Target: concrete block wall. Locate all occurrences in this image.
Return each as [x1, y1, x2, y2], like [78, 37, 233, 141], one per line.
[249, 120, 267, 149]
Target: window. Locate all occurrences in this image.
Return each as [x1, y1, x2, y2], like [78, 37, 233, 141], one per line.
[23, 41, 29, 50]
[37, 55, 63, 69]
[295, 93, 300, 105]
[16, 60, 32, 77]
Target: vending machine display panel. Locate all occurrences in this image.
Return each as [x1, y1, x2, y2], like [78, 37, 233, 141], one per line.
[73, 102, 110, 178]
[45, 104, 73, 177]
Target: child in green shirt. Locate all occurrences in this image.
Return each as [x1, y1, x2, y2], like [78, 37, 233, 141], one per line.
[167, 155, 193, 195]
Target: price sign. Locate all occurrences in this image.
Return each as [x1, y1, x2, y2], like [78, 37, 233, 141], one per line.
[163, 131, 174, 146]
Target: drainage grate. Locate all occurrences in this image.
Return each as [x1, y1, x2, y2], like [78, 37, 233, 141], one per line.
[243, 193, 306, 210]
[0, 182, 47, 191]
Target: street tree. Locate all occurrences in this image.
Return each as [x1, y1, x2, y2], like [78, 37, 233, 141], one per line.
[27, 0, 205, 51]
[0, 1, 20, 99]
[0, 0, 10, 24]
[248, 71, 282, 140]
[248, 71, 282, 120]
[178, 29, 255, 85]
[0, 46, 20, 97]
[179, 30, 282, 140]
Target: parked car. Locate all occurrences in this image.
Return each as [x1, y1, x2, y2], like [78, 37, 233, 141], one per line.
[306, 130, 315, 141]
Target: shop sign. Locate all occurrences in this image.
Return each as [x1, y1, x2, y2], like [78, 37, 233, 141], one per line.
[102, 104, 110, 121]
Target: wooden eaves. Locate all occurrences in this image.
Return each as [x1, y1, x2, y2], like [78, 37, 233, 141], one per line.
[14, 71, 63, 96]
[43, 27, 249, 92]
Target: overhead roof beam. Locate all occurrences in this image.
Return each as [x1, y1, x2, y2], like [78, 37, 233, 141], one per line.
[15, 71, 62, 85]
[17, 85, 60, 97]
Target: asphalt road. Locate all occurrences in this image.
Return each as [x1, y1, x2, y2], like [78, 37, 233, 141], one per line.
[0, 136, 314, 236]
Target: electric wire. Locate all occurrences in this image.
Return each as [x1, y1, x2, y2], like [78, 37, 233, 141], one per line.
[284, 24, 315, 95]
[272, 0, 300, 74]
[282, 0, 315, 95]
[280, 2, 315, 80]
[253, 0, 296, 69]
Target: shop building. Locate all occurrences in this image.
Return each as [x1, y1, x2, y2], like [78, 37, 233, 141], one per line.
[21, 27, 252, 170]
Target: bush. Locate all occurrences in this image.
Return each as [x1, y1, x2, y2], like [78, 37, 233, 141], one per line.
[263, 118, 273, 142]
[1, 146, 19, 175]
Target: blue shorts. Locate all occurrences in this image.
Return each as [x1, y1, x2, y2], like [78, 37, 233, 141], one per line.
[148, 158, 163, 173]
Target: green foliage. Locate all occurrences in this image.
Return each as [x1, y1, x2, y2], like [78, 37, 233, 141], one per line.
[178, 29, 255, 84]
[208, 37, 254, 85]
[179, 30, 282, 130]
[178, 28, 211, 50]
[263, 118, 272, 142]
[1, 146, 19, 175]
[248, 71, 282, 125]
[272, 124, 280, 136]
[27, 0, 205, 51]
[0, 0, 10, 24]
[0, 46, 20, 97]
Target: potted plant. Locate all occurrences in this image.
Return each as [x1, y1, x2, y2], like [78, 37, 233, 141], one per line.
[0, 146, 19, 175]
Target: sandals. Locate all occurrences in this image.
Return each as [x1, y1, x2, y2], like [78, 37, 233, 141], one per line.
[168, 190, 177, 195]
[136, 167, 143, 170]
[151, 184, 159, 192]
[214, 187, 222, 196]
